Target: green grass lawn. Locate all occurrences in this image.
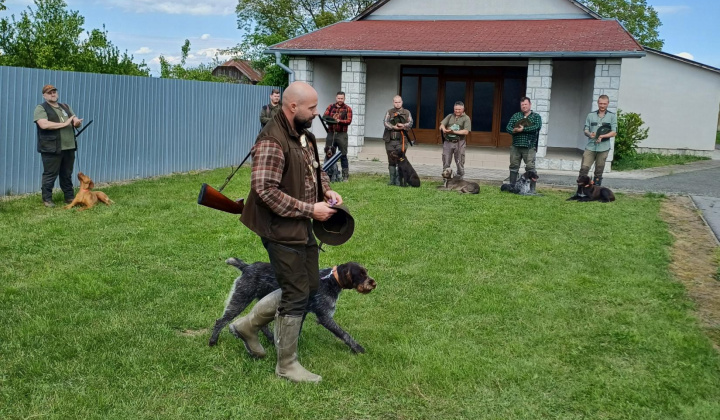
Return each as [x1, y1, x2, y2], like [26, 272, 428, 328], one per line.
[2, 170, 720, 419]
[613, 153, 710, 171]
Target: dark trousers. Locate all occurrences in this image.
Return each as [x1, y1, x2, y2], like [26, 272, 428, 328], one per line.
[261, 222, 319, 317]
[40, 150, 75, 202]
[326, 131, 349, 169]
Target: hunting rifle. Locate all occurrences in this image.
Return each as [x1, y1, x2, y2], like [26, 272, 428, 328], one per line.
[196, 151, 251, 214]
[198, 115, 342, 215]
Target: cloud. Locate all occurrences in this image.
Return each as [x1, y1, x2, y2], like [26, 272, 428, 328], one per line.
[675, 52, 694, 61]
[134, 47, 153, 54]
[196, 48, 226, 58]
[654, 5, 691, 15]
[106, 0, 236, 16]
[200, 34, 211, 40]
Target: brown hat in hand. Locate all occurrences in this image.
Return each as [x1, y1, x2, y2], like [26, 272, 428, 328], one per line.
[42, 85, 57, 94]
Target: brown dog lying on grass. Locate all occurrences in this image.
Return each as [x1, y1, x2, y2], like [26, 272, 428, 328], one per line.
[64, 172, 113, 210]
[571, 175, 616, 203]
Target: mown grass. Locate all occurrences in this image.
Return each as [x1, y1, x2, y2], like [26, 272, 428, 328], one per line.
[613, 153, 710, 171]
[2, 169, 720, 419]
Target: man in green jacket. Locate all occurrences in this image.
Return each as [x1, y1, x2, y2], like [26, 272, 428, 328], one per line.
[506, 97, 542, 194]
[259, 88, 281, 128]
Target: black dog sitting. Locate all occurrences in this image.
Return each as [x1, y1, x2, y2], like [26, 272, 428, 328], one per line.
[500, 169, 538, 195]
[323, 146, 342, 182]
[209, 258, 377, 353]
[568, 175, 616, 202]
[390, 150, 421, 187]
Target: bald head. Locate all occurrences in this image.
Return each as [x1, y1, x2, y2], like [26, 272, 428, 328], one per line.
[282, 81, 319, 131]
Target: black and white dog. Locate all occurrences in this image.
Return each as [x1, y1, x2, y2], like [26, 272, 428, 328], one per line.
[500, 169, 539, 195]
[209, 258, 377, 353]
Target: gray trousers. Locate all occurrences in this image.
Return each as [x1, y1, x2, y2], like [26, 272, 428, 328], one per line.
[509, 146, 536, 173]
[40, 150, 75, 202]
[580, 149, 610, 179]
[442, 140, 466, 176]
[326, 131, 349, 169]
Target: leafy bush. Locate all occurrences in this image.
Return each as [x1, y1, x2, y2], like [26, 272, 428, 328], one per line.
[614, 109, 649, 161]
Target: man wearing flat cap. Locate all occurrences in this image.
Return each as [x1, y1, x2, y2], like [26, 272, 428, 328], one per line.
[34, 85, 83, 208]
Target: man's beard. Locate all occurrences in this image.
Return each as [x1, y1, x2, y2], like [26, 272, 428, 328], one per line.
[294, 115, 314, 130]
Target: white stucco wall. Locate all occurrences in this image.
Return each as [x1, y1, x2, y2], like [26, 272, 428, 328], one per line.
[619, 52, 720, 152]
[546, 60, 595, 149]
[366, 0, 590, 19]
[308, 57, 342, 138]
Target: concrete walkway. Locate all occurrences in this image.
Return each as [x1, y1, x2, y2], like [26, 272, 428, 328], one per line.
[349, 140, 720, 241]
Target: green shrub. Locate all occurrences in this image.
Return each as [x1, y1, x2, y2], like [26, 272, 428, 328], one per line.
[614, 109, 649, 161]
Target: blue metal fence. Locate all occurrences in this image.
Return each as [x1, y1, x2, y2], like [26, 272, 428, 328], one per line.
[0, 66, 272, 196]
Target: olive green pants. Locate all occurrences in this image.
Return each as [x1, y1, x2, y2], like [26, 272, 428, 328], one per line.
[579, 149, 610, 179]
[509, 146, 536, 172]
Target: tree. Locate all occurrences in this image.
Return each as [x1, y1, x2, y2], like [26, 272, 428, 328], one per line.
[158, 40, 235, 83]
[579, 0, 663, 49]
[0, 0, 149, 76]
[230, 0, 375, 86]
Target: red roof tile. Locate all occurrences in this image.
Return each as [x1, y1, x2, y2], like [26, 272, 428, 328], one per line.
[271, 20, 643, 56]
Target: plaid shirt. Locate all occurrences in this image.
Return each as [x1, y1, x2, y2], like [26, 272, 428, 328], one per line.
[251, 137, 331, 219]
[506, 111, 542, 148]
[323, 103, 352, 132]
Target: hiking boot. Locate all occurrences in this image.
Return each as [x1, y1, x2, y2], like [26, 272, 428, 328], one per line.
[43, 201, 55, 208]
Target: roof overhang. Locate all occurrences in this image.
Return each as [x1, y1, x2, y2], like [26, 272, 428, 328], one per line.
[265, 49, 645, 59]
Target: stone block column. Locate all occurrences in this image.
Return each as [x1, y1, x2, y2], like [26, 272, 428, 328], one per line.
[340, 57, 367, 158]
[526, 59, 553, 158]
[289, 56, 314, 85]
[592, 58, 622, 164]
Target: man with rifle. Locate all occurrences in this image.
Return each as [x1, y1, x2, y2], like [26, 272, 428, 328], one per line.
[382, 95, 414, 186]
[323, 91, 353, 182]
[231, 81, 342, 383]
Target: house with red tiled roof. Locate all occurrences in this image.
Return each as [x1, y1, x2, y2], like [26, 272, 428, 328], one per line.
[212, 59, 263, 85]
[267, 0, 720, 171]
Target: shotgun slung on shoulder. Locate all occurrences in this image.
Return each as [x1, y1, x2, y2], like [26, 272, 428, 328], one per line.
[197, 183, 244, 214]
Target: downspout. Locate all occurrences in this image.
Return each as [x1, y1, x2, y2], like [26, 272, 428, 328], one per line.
[275, 52, 294, 83]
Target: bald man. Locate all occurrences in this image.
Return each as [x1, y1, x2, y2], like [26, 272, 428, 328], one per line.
[234, 82, 342, 383]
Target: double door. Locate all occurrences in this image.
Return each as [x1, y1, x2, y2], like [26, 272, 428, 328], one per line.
[404, 68, 524, 148]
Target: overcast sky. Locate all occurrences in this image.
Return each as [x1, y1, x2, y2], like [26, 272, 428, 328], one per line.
[1, 0, 718, 75]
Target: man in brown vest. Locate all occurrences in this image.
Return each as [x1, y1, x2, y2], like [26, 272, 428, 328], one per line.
[382, 95, 413, 186]
[231, 81, 343, 383]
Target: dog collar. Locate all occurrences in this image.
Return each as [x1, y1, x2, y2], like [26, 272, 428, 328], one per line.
[81, 188, 90, 192]
[332, 266, 341, 287]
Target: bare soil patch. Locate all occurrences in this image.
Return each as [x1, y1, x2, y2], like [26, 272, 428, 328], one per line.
[661, 196, 720, 350]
